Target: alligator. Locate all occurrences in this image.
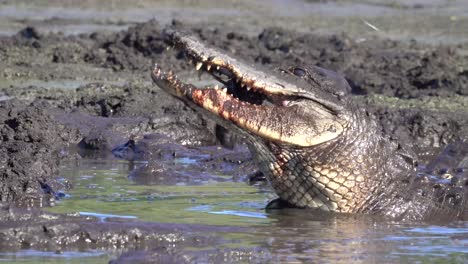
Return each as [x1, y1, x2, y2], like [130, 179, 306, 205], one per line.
[152, 29, 468, 221]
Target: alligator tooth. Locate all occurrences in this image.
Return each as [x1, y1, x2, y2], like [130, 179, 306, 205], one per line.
[216, 66, 220, 70]
[206, 64, 212, 71]
[196, 62, 203, 71]
[214, 84, 219, 90]
[222, 88, 227, 93]
[246, 86, 251, 91]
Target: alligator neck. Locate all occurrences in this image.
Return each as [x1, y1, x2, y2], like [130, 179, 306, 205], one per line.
[252, 107, 419, 216]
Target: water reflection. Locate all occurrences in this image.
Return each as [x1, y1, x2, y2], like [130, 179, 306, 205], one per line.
[256, 210, 468, 262]
[79, 211, 138, 222]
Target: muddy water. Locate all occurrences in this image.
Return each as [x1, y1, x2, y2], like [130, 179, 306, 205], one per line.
[2, 159, 451, 263]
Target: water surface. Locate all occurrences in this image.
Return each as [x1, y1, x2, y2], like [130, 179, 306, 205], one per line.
[32, 158, 468, 263]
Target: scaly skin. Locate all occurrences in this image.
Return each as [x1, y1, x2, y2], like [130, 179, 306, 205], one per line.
[152, 29, 468, 221]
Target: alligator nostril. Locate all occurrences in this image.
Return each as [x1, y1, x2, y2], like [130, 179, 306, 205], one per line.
[293, 67, 306, 77]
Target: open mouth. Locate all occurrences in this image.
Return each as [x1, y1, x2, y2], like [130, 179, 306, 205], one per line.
[152, 59, 291, 108]
[151, 48, 295, 108]
[151, 30, 344, 147]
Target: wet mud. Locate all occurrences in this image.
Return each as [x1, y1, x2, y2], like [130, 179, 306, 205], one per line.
[0, 100, 81, 205]
[1, 2, 468, 261]
[0, 203, 271, 263]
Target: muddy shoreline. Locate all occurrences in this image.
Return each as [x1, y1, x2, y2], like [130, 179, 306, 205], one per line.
[1, 7, 468, 262]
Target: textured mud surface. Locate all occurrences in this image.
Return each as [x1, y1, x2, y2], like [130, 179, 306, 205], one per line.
[0, 203, 271, 263]
[0, 1, 468, 261]
[0, 100, 80, 205]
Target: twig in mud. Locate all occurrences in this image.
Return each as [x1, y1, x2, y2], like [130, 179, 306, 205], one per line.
[360, 18, 381, 32]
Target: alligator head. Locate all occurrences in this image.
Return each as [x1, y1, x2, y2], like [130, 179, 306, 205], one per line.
[152, 29, 467, 221]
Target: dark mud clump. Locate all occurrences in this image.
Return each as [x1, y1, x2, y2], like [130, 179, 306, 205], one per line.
[58, 83, 217, 146]
[369, 106, 468, 155]
[119, 133, 257, 185]
[84, 19, 170, 71]
[0, 100, 80, 205]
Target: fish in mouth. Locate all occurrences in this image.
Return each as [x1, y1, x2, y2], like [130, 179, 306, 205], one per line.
[152, 29, 468, 221]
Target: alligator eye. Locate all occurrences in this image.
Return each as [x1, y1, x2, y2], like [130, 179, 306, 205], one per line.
[293, 67, 306, 77]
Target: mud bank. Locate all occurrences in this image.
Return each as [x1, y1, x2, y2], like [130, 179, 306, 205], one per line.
[0, 100, 80, 204]
[0, 17, 467, 259]
[0, 203, 270, 263]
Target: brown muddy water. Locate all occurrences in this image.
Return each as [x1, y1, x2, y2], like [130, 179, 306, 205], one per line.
[1, 0, 468, 263]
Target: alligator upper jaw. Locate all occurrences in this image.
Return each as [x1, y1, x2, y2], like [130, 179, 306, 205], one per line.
[151, 30, 345, 147]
